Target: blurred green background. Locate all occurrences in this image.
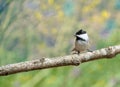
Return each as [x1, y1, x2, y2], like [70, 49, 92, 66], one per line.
[0, 0, 120, 87]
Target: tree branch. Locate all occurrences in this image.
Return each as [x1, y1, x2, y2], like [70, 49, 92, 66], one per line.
[0, 45, 120, 76]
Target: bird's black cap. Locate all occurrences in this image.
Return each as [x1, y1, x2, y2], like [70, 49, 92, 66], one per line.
[75, 29, 86, 35]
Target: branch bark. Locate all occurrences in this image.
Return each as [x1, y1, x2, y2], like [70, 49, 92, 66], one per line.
[0, 45, 120, 76]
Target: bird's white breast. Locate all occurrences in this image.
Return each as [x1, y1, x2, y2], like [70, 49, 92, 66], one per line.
[75, 40, 89, 52]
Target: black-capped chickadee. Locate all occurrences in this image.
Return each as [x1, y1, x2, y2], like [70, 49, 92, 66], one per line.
[72, 29, 91, 54]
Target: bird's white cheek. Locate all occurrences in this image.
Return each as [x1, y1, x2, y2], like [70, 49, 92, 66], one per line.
[76, 34, 89, 41]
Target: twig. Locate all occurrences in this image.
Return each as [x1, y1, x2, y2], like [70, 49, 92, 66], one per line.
[0, 45, 120, 76]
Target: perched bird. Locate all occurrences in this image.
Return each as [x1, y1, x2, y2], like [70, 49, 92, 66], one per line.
[72, 29, 91, 54]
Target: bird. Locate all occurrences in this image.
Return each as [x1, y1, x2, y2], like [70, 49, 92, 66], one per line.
[72, 29, 91, 54]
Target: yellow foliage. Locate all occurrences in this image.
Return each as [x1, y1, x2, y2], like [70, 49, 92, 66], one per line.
[91, 10, 110, 23]
[92, 0, 101, 7]
[34, 12, 42, 20]
[82, 0, 101, 14]
[82, 6, 91, 13]
[57, 10, 64, 19]
[101, 10, 110, 19]
[55, 4, 61, 10]
[48, 0, 54, 5]
[51, 28, 57, 35]
[42, 4, 47, 10]
[91, 15, 104, 23]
